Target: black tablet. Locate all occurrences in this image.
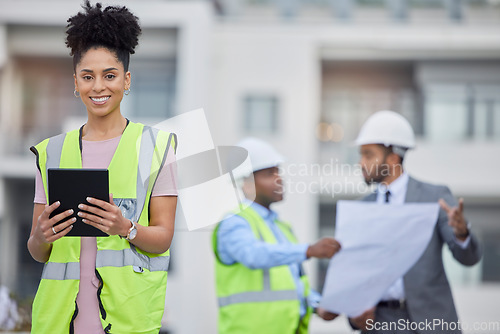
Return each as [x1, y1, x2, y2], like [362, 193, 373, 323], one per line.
[48, 168, 109, 237]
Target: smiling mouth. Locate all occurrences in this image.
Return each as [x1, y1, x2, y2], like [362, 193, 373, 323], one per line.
[90, 96, 110, 103]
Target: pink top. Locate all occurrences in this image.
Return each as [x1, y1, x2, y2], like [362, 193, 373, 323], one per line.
[34, 135, 177, 333]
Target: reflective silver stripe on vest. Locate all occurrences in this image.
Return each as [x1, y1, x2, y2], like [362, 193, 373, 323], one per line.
[218, 289, 298, 308]
[217, 223, 296, 307]
[135, 126, 159, 222]
[41, 262, 80, 280]
[45, 133, 66, 169]
[254, 229, 272, 291]
[96, 248, 169, 272]
[153, 133, 176, 190]
[262, 268, 271, 290]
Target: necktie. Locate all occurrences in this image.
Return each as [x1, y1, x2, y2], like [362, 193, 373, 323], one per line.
[385, 190, 391, 203]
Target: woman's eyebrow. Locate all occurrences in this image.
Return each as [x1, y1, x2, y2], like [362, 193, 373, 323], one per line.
[79, 67, 119, 73]
[103, 67, 119, 72]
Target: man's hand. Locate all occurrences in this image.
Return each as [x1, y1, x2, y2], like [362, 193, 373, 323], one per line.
[316, 307, 338, 321]
[306, 237, 341, 259]
[350, 307, 376, 331]
[439, 198, 469, 241]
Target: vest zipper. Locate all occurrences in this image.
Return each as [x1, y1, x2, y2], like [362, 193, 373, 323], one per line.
[68, 300, 78, 334]
[30, 146, 41, 172]
[104, 323, 112, 333]
[95, 268, 112, 330]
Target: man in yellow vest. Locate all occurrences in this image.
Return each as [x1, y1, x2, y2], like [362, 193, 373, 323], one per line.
[213, 137, 340, 334]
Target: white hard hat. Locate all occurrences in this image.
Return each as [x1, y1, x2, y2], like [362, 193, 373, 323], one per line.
[355, 110, 415, 149]
[237, 137, 284, 173]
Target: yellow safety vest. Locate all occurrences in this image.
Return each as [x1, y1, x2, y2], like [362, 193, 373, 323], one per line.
[30, 121, 176, 334]
[212, 206, 312, 334]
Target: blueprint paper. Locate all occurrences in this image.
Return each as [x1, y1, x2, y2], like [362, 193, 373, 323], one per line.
[319, 201, 439, 317]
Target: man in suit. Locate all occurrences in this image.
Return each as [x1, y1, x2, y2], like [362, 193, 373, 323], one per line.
[349, 111, 482, 334]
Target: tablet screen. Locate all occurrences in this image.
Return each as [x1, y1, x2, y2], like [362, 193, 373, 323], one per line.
[48, 168, 109, 237]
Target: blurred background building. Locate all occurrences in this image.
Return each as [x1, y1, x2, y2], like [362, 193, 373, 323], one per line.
[0, 0, 499, 333]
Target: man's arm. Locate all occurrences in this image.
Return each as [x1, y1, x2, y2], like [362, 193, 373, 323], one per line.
[438, 186, 482, 266]
[216, 216, 340, 269]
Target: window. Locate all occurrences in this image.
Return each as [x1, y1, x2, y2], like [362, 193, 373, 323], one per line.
[473, 85, 500, 140]
[423, 84, 500, 141]
[13, 57, 81, 155]
[122, 59, 177, 121]
[317, 202, 337, 292]
[423, 84, 469, 141]
[243, 95, 279, 134]
[482, 232, 500, 282]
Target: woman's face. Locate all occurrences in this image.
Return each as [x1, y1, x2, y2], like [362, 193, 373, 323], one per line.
[74, 47, 131, 119]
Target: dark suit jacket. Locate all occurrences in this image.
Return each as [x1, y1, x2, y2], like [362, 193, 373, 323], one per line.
[359, 176, 482, 334]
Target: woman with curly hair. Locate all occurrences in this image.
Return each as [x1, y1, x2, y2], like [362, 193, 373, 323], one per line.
[28, 2, 178, 333]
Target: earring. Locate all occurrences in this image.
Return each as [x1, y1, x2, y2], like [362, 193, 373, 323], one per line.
[124, 88, 130, 96]
[74, 90, 80, 98]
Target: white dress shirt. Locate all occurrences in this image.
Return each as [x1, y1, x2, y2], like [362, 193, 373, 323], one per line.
[376, 172, 470, 301]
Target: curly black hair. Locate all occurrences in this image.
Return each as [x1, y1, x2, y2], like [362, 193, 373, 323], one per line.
[65, 1, 141, 72]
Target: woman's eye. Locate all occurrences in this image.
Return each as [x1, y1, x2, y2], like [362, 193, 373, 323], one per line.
[105, 74, 116, 79]
[83, 75, 93, 80]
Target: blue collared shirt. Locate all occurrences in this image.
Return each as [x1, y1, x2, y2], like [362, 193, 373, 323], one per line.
[217, 200, 321, 317]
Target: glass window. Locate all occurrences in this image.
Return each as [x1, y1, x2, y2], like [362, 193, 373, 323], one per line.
[17, 224, 44, 298]
[317, 202, 337, 291]
[243, 95, 279, 134]
[474, 85, 500, 140]
[408, 0, 443, 8]
[13, 57, 81, 156]
[321, 88, 419, 164]
[423, 84, 500, 141]
[122, 59, 176, 121]
[357, 0, 385, 7]
[423, 84, 469, 141]
[6, 178, 45, 298]
[482, 232, 500, 282]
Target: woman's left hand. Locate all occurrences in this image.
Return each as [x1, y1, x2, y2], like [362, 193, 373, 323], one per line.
[78, 194, 130, 237]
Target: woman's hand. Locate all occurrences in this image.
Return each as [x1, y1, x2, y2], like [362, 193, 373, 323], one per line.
[28, 202, 75, 263]
[33, 201, 75, 243]
[78, 194, 176, 254]
[78, 194, 130, 237]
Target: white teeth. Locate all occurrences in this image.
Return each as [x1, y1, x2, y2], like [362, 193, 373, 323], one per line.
[91, 96, 110, 102]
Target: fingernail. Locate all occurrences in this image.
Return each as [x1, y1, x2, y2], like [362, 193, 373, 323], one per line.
[72, 217, 77, 222]
[78, 204, 84, 209]
[56, 201, 60, 205]
[77, 212, 83, 216]
[87, 197, 92, 202]
[82, 219, 86, 223]
[68, 209, 74, 214]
